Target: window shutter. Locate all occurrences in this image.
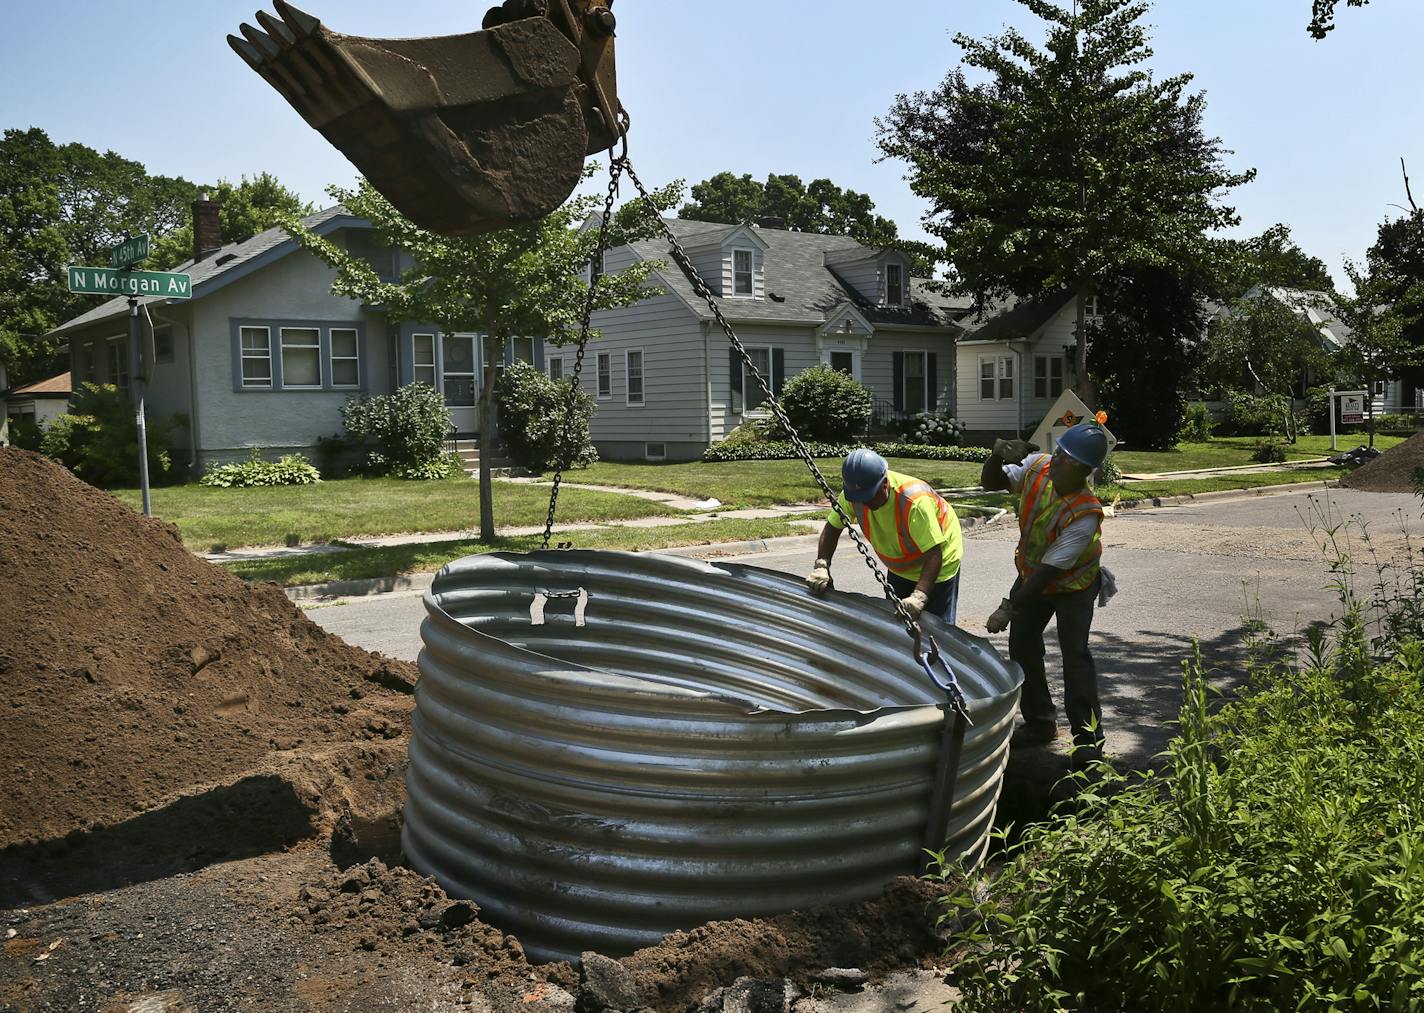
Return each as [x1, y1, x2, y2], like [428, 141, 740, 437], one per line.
[772, 348, 785, 396]
[927, 353, 938, 411]
[533, 339, 545, 371]
[892, 352, 904, 412]
[729, 347, 743, 412]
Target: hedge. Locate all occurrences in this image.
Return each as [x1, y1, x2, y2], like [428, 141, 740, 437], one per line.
[702, 440, 991, 464]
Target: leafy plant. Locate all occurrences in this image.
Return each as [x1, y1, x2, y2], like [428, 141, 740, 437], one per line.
[932, 506, 1424, 1011]
[765, 364, 873, 442]
[494, 360, 598, 473]
[339, 382, 452, 480]
[199, 449, 321, 488]
[6, 415, 44, 451]
[1219, 391, 1292, 437]
[39, 382, 179, 487]
[1180, 401, 1213, 443]
[1095, 453, 1123, 486]
[702, 440, 990, 463]
[1250, 437, 1287, 463]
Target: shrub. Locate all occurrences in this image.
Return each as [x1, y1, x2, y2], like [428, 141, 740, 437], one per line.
[1180, 401, 1212, 442]
[1251, 437, 1287, 463]
[199, 449, 322, 488]
[1372, 412, 1419, 434]
[1095, 453, 1122, 486]
[1218, 391, 1292, 437]
[7, 415, 44, 451]
[39, 382, 179, 487]
[701, 440, 991, 464]
[765, 365, 872, 442]
[897, 411, 965, 447]
[340, 382, 451, 479]
[495, 360, 597, 473]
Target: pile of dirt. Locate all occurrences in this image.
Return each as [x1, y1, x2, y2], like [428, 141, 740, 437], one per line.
[1340, 432, 1424, 493]
[0, 448, 418, 858]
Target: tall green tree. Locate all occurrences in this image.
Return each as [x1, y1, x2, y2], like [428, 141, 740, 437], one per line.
[149, 173, 314, 269]
[1331, 262, 1424, 447]
[877, 0, 1253, 406]
[285, 169, 677, 541]
[0, 128, 70, 384]
[1201, 292, 1333, 404]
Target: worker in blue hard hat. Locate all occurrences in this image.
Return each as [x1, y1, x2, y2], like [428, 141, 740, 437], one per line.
[980, 422, 1117, 768]
[806, 448, 964, 624]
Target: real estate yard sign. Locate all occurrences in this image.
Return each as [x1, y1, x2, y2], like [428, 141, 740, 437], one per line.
[1340, 393, 1365, 424]
[1029, 389, 1119, 457]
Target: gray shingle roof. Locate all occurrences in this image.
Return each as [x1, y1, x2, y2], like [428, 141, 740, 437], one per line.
[49, 206, 352, 335]
[955, 293, 1064, 342]
[627, 219, 959, 328]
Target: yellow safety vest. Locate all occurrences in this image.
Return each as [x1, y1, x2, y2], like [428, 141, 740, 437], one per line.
[1015, 456, 1102, 594]
[835, 472, 961, 582]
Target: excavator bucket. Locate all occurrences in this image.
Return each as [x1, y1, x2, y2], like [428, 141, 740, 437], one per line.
[229, 0, 624, 235]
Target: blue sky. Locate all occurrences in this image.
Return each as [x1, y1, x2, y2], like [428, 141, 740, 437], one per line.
[2, 1, 1419, 285]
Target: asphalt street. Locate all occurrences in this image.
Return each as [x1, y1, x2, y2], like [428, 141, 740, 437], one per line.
[308, 485, 1422, 784]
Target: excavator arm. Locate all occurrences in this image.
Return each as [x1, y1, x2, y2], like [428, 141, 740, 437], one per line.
[230, 0, 624, 235]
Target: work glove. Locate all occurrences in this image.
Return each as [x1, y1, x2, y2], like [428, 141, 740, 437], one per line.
[985, 597, 1014, 634]
[900, 589, 929, 621]
[992, 438, 1040, 464]
[805, 559, 833, 597]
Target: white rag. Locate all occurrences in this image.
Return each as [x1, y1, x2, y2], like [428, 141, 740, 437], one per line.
[1098, 566, 1119, 608]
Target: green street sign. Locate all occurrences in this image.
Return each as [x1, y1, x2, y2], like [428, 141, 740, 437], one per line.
[68, 266, 192, 300]
[110, 234, 149, 268]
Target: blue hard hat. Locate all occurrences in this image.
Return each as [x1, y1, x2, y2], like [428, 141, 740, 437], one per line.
[1057, 422, 1109, 470]
[842, 448, 888, 503]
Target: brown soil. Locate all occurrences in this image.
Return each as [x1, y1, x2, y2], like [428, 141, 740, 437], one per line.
[1340, 432, 1424, 493]
[0, 448, 960, 1010]
[0, 447, 417, 855]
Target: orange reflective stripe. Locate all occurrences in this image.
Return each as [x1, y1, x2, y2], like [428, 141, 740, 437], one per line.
[868, 479, 952, 570]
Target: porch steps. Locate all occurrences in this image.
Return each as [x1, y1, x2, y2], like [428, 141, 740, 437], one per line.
[450, 438, 525, 480]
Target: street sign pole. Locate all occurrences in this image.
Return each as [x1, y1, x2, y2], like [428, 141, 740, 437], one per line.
[129, 295, 152, 517]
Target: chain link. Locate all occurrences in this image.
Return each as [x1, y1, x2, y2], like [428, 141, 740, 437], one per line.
[614, 158, 931, 646]
[541, 156, 627, 549]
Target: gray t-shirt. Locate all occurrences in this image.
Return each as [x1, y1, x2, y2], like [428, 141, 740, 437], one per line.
[1003, 454, 1099, 569]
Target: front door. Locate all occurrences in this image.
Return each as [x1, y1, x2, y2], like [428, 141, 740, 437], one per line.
[442, 333, 479, 435]
[831, 351, 854, 375]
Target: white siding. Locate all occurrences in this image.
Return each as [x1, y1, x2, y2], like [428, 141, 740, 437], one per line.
[861, 331, 955, 413]
[954, 301, 1081, 435]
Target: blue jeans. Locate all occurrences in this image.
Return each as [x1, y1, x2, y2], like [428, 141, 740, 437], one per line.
[887, 570, 960, 625]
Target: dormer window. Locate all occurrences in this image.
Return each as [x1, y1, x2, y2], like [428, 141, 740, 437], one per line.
[885, 263, 904, 307]
[733, 249, 754, 297]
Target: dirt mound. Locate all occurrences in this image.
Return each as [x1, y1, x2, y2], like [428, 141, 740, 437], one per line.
[1340, 432, 1424, 493]
[0, 448, 418, 853]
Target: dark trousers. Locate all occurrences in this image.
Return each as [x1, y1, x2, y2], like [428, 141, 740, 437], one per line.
[887, 570, 960, 625]
[1009, 577, 1103, 757]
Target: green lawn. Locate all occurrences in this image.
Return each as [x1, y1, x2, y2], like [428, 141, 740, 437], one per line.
[954, 468, 1347, 512]
[111, 476, 674, 551]
[576, 457, 985, 507]
[224, 518, 812, 587]
[1112, 434, 1405, 475]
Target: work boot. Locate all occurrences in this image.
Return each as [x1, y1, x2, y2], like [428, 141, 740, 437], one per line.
[1011, 721, 1060, 748]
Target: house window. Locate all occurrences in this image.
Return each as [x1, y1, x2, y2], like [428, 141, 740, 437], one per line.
[240, 326, 272, 388]
[280, 327, 321, 388]
[330, 328, 360, 387]
[82, 342, 96, 383]
[979, 355, 1014, 400]
[903, 350, 927, 414]
[743, 347, 772, 412]
[1085, 295, 1102, 319]
[626, 349, 645, 406]
[1034, 355, 1064, 399]
[510, 336, 536, 365]
[885, 263, 904, 307]
[645, 442, 666, 461]
[585, 249, 606, 285]
[443, 334, 476, 406]
[413, 333, 437, 388]
[153, 325, 174, 364]
[548, 357, 564, 382]
[596, 352, 612, 400]
[733, 249, 754, 296]
[107, 338, 129, 391]
[1372, 380, 1387, 397]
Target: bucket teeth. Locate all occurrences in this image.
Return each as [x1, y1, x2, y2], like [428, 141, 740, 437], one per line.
[227, 34, 264, 70]
[255, 10, 298, 46]
[238, 22, 282, 58]
[273, 0, 322, 37]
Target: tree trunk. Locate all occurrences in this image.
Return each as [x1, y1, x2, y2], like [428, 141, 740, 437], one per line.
[477, 356, 498, 543]
[1074, 285, 1096, 408]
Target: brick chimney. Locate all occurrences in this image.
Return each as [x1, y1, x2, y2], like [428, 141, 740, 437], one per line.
[192, 195, 223, 263]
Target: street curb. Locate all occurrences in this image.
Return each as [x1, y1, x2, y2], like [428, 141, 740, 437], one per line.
[1113, 479, 1338, 513]
[285, 571, 435, 602]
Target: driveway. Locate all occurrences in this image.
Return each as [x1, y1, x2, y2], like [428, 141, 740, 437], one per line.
[308, 485, 1422, 817]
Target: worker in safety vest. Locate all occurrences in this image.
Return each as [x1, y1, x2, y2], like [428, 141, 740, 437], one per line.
[805, 449, 963, 624]
[980, 422, 1115, 767]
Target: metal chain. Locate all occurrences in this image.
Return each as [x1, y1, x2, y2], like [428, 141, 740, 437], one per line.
[541, 156, 627, 549]
[615, 157, 933, 649]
